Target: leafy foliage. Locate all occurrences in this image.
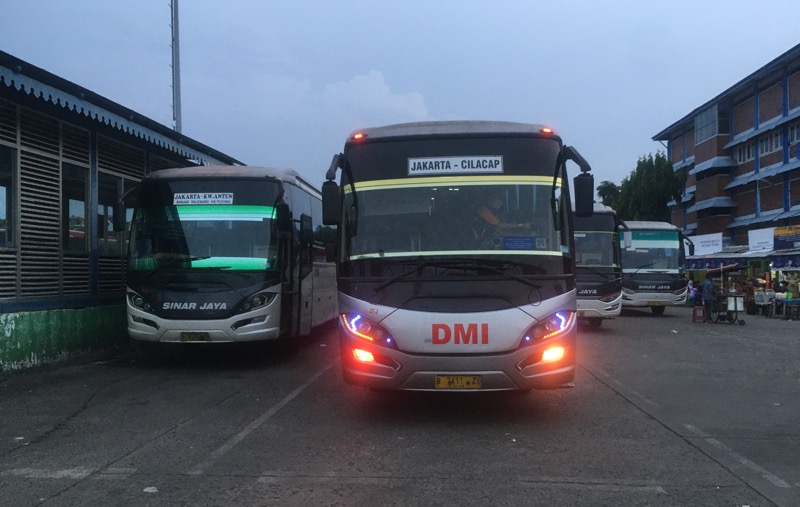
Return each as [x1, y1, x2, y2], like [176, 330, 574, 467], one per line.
[597, 152, 684, 221]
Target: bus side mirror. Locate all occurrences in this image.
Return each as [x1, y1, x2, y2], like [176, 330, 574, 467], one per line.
[322, 180, 340, 225]
[623, 230, 632, 249]
[276, 202, 291, 231]
[573, 173, 594, 217]
[113, 202, 127, 232]
[300, 214, 313, 244]
[325, 242, 337, 262]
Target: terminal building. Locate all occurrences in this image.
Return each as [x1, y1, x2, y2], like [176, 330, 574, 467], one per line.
[653, 43, 800, 276]
[0, 51, 242, 374]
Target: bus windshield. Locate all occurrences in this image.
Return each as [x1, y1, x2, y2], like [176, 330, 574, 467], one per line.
[343, 179, 566, 261]
[574, 212, 618, 268]
[128, 179, 281, 272]
[575, 231, 618, 268]
[621, 230, 682, 272]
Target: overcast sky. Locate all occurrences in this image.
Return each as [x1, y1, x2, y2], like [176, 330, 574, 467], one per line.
[1, 1, 798, 188]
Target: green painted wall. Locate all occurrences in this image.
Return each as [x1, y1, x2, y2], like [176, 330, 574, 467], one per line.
[0, 305, 127, 374]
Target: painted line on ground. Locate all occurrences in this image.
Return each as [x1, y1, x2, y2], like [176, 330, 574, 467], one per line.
[187, 360, 335, 476]
[0, 467, 95, 479]
[255, 472, 666, 494]
[593, 367, 661, 409]
[683, 424, 791, 489]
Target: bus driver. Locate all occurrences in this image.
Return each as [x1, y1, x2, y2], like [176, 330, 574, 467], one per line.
[472, 191, 530, 241]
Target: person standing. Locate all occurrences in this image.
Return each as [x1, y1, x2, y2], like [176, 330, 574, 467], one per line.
[701, 274, 716, 323]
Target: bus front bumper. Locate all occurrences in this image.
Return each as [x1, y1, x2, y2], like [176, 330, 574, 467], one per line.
[339, 334, 575, 391]
[127, 305, 281, 343]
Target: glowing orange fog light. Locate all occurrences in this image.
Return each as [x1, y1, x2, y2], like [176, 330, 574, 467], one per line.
[352, 348, 375, 363]
[541, 346, 565, 363]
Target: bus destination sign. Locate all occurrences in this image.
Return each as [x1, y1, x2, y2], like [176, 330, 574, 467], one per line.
[408, 156, 503, 176]
[173, 193, 234, 205]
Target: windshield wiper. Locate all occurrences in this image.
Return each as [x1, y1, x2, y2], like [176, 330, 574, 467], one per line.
[154, 255, 211, 268]
[577, 266, 615, 280]
[630, 262, 655, 274]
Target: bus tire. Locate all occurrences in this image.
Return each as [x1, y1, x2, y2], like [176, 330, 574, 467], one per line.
[587, 318, 603, 328]
[650, 306, 666, 316]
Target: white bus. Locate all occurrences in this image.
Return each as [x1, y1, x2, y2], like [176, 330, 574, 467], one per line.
[115, 166, 336, 346]
[620, 220, 690, 315]
[321, 121, 594, 391]
[574, 203, 625, 328]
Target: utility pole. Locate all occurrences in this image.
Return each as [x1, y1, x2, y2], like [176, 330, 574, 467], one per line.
[170, 0, 182, 133]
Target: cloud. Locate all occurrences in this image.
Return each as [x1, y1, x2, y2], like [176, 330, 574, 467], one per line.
[320, 70, 429, 126]
[182, 70, 430, 182]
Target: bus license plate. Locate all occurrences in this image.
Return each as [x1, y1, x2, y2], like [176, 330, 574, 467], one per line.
[435, 375, 482, 389]
[181, 332, 210, 342]
[649, 301, 663, 306]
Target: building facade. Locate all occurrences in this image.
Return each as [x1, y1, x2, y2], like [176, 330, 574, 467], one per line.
[653, 43, 800, 250]
[0, 51, 242, 374]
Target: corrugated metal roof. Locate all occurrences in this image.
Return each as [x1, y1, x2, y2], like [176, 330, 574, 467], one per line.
[0, 50, 243, 167]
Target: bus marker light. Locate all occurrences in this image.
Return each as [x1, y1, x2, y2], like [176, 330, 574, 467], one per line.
[353, 348, 375, 363]
[542, 346, 565, 363]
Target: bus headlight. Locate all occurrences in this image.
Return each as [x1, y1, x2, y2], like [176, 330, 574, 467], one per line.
[672, 287, 687, 295]
[238, 292, 276, 314]
[340, 313, 396, 349]
[128, 291, 154, 313]
[519, 311, 575, 347]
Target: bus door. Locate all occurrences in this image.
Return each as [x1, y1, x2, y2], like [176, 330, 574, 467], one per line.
[277, 203, 297, 337]
[277, 210, 314, 338]
[296, 214, 314, 336]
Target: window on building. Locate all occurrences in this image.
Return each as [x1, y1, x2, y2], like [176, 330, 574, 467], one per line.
[759, 131, 782, 155]
[735, 142, 755, 164]
[790, 123, 800, 145]
[0, 145, 15, 248]
[62, 163, 88, 253]
[97, 172, 120, 255]
[694, 105, 718, 145]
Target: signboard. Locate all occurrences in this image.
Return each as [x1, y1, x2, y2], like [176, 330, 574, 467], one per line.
[774, 225, 800, 250]
[748, 227, 774, 252]
[173, 193, 234, 205]
[408, 156, 503, 175]
[691, 232, 723, 256]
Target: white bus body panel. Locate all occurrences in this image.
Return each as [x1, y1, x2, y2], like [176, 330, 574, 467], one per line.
[622, 288, 686, 307]
[576, 294, 622, 319]
[127, 289, 282, 344]
[337, 291, 576, 391]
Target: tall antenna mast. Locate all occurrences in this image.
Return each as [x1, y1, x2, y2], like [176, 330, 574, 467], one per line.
[170, 0, 182, 133]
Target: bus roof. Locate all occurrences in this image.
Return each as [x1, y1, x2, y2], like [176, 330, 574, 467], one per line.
[622, 220, 680, 231]
[142, 165, 320, 195]
[346, 121, 559, 142]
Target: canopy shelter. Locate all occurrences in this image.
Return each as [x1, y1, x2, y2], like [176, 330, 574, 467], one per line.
[686, 247, 770, 271]
[768, 249, 800, 271]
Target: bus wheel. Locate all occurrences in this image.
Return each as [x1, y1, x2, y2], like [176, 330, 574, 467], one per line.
[587, 318, 603, 328]
[650, 306, 666, 316]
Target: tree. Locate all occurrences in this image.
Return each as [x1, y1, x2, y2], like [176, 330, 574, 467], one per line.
[596, 180, 620, 208]
[611, 152, 683, 222]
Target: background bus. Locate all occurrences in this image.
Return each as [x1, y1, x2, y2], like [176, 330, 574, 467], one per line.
[116, 166, 336, 347]
[321, 121, 594, 391]
[620, 220, 690, 315]
[574, 203, 625, 328]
